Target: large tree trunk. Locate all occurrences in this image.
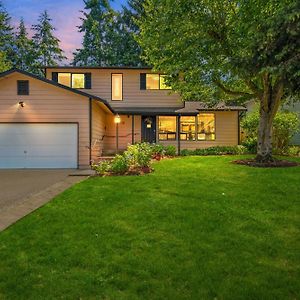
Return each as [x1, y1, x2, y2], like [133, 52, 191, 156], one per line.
[255, 74, 284, 163]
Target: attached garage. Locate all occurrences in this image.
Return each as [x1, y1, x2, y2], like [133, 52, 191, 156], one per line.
[0, 123, 78, 169]
[0, 69, 114, 169]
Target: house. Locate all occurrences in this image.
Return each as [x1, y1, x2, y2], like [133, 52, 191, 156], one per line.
[0, 67, 246, 169]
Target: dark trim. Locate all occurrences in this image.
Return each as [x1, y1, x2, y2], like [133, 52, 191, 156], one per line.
[0, 122, 80, 169]
[0, 68, 114, 114]
[89, 98, 92, 165]
[44, 66, 152, 70]
[111, 73, 123, 101]
[142, 73, 171, 90]
[238, 111, 241, 145]
[177, 115, 181, 155]
[132, 115, 135, 144]
[17, 80, 29, 95]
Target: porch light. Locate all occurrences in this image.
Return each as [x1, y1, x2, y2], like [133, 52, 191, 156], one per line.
[18, 101, 25, 108]
[114, 114, 121, 124]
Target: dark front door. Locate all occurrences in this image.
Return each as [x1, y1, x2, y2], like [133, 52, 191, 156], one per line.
[141, 116, 156, 143]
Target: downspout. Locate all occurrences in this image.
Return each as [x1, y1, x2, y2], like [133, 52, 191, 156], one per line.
[89, 98, 92, 165]
[177, 114, 181, 155]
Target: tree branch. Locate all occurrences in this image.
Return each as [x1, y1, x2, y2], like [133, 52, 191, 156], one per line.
[214, 79, 254, 97]
[245, 79, 262, 98]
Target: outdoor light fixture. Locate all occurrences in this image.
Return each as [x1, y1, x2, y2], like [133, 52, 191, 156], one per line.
[114, 114, 121, 124]
[18, 101, 25, 108]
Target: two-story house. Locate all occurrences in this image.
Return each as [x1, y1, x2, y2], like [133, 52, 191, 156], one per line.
[0, 67, 246, 169]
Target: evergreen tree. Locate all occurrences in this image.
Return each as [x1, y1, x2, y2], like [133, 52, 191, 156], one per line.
[32, 11, 66, 68]
[73, 0, 114, 66]
[0, 1, 14, 65]
[0, 51, 11, 72]
[14, 18, 38, 73]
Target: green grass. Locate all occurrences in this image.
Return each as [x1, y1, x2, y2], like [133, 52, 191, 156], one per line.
[0, 156, 299, 300]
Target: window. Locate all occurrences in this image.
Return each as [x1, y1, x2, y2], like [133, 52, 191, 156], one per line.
[197, 113, 215, 140]
[111, 74, 123, 100]
[17, 80, 29, 95]
[180, 116, 196, 141]
[56, 73, 91, 89]
[142, 74, 171, 90]
[158, 116, 177, 140]
[72, 74, 85, 88]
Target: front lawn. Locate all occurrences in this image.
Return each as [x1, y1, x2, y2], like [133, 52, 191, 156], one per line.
[0, 156, 299, 299]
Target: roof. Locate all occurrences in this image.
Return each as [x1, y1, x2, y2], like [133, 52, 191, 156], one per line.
[44, 66, 152, 70]
[0, 68, 115, 113]
[114, 107, 185, 116]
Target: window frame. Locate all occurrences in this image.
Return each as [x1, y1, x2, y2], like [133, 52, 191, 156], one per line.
[197, 112, 216, 141]
[158, 116, 177, 141]
[17, 80, 29, 95]
[111, 73, 123, 101]
[180, 116, 197, 141]
[57, 72, 87, 89]
[145, 73, 171, 90]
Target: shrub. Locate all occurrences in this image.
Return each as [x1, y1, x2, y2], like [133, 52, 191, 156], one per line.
[151, 144, 166, 156]
[125, 143, 153, 168]
[110, 154, 129, 174]
[287, 146, 300, 157]
[91, 160, 111, 176]
[180, 146, 247, 156]
[164, 145, 177, 156]
[241, 110, 299, 153]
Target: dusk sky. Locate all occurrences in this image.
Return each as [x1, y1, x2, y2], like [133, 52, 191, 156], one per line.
[2, 0, 128, 61]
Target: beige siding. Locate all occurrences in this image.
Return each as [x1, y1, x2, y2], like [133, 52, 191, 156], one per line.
[0, 73, 91, 167]
[46, 68, 183, 109]
[104, 114, 141, 154]
[91, 101, 107, 161]
[158, 111, 239, 151]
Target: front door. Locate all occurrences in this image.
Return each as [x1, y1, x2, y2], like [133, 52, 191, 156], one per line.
[141, 116, 156, 143]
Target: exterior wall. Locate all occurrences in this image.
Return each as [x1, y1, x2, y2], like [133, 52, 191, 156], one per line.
[46, 68, 183, 109]
[157, 111, 239, 151]
[104, 114, 141, 154]
[0, 73, 90, 168]
[91, 101, 107, 161]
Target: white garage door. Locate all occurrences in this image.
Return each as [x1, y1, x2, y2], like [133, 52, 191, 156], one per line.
[0, 123, 78, 169]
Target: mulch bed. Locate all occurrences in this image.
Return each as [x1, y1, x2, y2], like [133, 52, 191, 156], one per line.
[233, 159, 299, 168]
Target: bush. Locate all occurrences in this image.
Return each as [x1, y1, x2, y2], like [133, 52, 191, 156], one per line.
[125, 143, 153, 168]
[287, 146, 300, 157]
[241, 110, 299, 153]
[151, 144, 166, 156]
[91, 160, 111, 176]
[164, 145, 177, 156]
[110, 154, 129, 174]
[180, 146, 247, 156]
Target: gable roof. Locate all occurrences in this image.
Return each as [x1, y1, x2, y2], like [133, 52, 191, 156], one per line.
[0, 68, 115, 113]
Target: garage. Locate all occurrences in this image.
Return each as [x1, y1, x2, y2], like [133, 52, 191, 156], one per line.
[0, 123, 78, 169]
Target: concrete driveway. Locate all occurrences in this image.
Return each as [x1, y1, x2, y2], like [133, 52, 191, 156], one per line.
[0, 169, 90, 231]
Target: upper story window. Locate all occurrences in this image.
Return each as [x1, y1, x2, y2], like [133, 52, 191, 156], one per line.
[158, 116, 177, 140]
[180, 116, 196, 141]
[111, 74, 123, 101]
[198, 113, 215, 140]
[140, 73, 171, 90]
[17, 80, 29, 95]
[52, 72, 91, 89]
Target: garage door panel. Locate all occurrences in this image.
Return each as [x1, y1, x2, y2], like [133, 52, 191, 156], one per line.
[0, 124, 78, 169]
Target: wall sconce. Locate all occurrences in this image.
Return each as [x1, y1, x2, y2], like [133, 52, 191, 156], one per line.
[18, 101, 25, 108]
[114, 114, 121, 124]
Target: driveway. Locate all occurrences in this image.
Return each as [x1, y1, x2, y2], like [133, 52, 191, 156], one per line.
[0, 169, 90, 231]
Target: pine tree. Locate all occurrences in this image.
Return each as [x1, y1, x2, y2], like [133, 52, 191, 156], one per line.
[0, 51, 11, 72]
[14, 19, 38, 73]
[32, 11, 66, 68]
[73, 0, 113, 66]
[0, 1, 14, 65]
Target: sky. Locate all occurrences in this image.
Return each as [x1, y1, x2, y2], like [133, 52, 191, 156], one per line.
[2, 0, 128, 61]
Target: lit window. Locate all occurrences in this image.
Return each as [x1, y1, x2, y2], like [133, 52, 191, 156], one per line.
[180, 116, 196, 141]
[72, 74, 85, 89]
[58, 73, 71, 87]
[159, 75, 171, 89]
[146, 74, 159, 89]
[158, 116, 177, 140]
[198, 113, 215, 140]
[112, 74, 123, 100]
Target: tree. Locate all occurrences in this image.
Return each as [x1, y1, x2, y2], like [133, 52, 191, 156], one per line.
[0, 1, 14, 64]
[73, 0, 114, 66]
[32, 11, 66, 69]
[138, 0, 300, 162]
[0, 51, 11, 72]
[14, 19, 38, 73]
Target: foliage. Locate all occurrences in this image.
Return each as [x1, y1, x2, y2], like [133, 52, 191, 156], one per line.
[241, 110, 299, 153]
[288, 146, 300, 157]
[163, 145, 177, 156]
[151, 143, 165, 156]
[32, 11, 66, 70]
[181, 146, 248, 156]
[91, 160, 111, 176]
[125, 142, 153, 168]
[110, 154, 129, 174]
[0, 51, 10, 72]
[137, 0, 300, 160]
